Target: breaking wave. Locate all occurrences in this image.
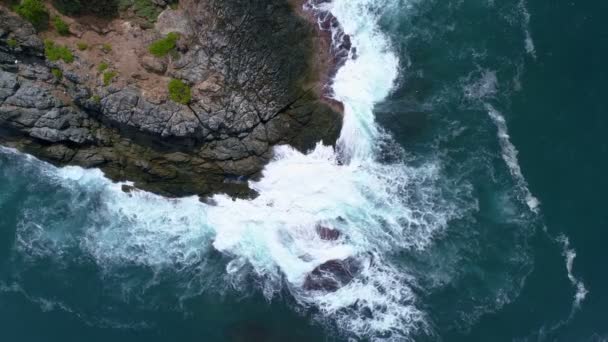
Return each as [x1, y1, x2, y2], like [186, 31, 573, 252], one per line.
[0, 0, 585, 341]
[1, 0, 459, 340]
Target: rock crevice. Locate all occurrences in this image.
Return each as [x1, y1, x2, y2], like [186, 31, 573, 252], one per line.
[0, 0, 344, 198]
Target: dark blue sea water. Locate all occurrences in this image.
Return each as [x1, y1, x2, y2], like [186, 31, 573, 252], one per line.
[1, 0, 606, 341]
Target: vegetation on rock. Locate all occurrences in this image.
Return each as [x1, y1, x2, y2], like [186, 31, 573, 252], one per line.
[0, 0, 342, 199]
[52, 0, 81, 15]
[119, 0, 161, 23]
[52, 0, 174, 22]
[103, 70, 117, 86]
[44, 40, 74, 63]
[101, 43, 112, 53]
[52, 0, 118, 17]
[98, 62, 109, 72]
[76, 42, 88, 51]
[53, 16, 70, 36]
[14, 0, 49, 30]
[148, 32, 179, 57]
[51, 68, 63, 79]
[7, 38, 18, 48]
[168, 78, 191, 105]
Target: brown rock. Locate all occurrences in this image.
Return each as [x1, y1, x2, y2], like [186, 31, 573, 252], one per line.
[303, 258, 361, 292]
[316, 225, 341, 241]
[140, 55, 167, 74]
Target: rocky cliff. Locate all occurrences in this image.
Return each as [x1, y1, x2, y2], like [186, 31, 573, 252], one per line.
[0, 0, 343, 198]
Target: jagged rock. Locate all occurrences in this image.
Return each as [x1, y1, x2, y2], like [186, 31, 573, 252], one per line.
[316, 226, 341, 241]
[140, 55, 167, 74]
[156, 9, 192, 36]
[0, 1, 343, 199]
[152, 0, 168, 7]
[303, 258, 361, 292]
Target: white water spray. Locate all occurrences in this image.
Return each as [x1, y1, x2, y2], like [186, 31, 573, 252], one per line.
[3, 0, 450, 339]
[557, 235, 589, 313]
[2, 0, 545, 340]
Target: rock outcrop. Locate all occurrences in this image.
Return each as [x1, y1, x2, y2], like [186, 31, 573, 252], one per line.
[0, 0, 343, 198]
[303, 258, 361, 292]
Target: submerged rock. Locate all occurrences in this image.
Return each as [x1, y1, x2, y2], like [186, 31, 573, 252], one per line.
[303, 257, 361, 292]
[316, 225, 341, 241]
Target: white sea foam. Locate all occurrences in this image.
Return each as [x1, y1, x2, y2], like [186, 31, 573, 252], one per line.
[3, 0, 467, 340]
[2, 0, 441, 339]
[461, 68, 540, 213]
[519, 0, 536, 58]
[557, 235, 589, 313]
[0, 281, 151, 329]
[486, 104, 540, 213]
[517, 234, 589, 339]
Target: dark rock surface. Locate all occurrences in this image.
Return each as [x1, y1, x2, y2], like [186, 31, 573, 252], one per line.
[303, 258, 361, 292]
[316, 225, 341, 240]
[0, 0, 343, 198]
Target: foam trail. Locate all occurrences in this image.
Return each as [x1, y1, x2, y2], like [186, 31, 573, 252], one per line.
[0, 281, 150, 330]
[463, 68, 539, 213]
[557, 235, 589, 314]
[486, 104, 540, 213]
[485, 97, 586, 318]
[482, 86, 587, 332]
[519, 0, 536, 58]
[516, 234, 589, 341]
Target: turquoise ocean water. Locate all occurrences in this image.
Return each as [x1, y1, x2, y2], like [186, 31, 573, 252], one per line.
[1, 0, 606, 341]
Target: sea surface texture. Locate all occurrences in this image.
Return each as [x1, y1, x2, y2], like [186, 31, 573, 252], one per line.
[1, 0, 606, 341]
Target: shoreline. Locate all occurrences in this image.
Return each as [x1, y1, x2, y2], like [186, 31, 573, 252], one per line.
[291, 0, 351, 115]
[0, 0, 345, 199]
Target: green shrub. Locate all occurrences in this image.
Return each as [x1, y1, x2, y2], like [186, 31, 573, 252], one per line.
[117, 0, 131, 11]
[91, 95, 101, 103]
[53, 16, 70, 36]
[14, 0, 49, 30]
[137, 0, 160, 21]
[51, 68, 63, 79]
[119, 0, 160, 23]
[101, 43, 112, 53]
[44, 40, 74, 63]
[168, 78, 191, 105]
[98, 62, 109, 72]
[53, 0, 118, 17]
[148, 32, 179, 57]
[7, 38, 18, 48]
[103, 70, 117, 86]
[76, 42, 88, 51]
[52, 0, 82, 15]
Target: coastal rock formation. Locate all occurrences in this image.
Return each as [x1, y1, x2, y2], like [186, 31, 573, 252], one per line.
[303, 257, 361, 292]
[316, 225, 341, 240]
[0, 0, 343, 198]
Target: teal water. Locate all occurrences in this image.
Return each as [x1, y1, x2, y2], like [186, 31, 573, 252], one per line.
[1, 0, 606, 341]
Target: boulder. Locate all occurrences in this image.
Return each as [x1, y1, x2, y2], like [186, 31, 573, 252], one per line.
[303, 258, 361, 292]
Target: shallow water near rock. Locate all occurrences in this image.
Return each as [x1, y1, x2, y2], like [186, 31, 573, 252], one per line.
[1, 0, 607, 341]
